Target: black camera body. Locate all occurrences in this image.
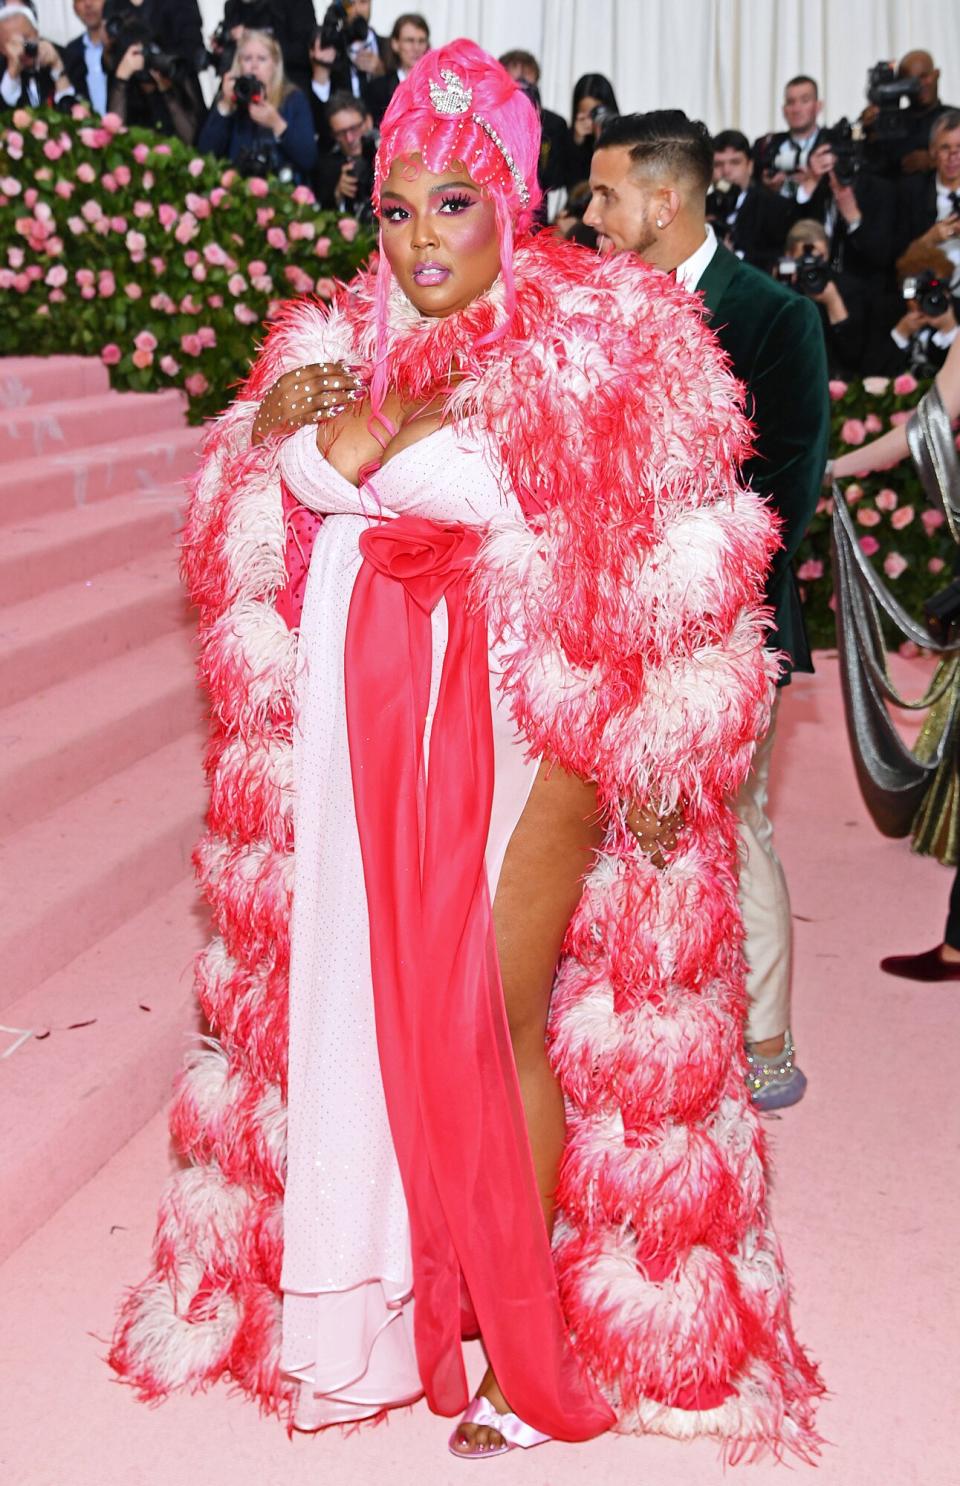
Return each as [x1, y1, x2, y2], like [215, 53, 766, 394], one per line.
[705, 176, 739, 230]
[320, 1, 369, 56]
[902, 269, 951, 319]
[21, 37, 39, 76]
[233, 73, 265, 109]
[779, 251, 831, 297]
[756, 133, 802, 179]
[866, 61, 922, 140]
[821, 117, 861, 187]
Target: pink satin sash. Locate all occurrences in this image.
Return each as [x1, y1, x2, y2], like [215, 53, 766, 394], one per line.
[343, 515, 613, 1441]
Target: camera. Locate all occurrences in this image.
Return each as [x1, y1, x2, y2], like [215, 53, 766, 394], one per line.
[779, 250, 831, 297]
[705, 176, 738, 230]
[141, 40, 177, 79]
[756, 133, 802, 179]
[236, 142, 293, 183]
[233, 73, 264, 109]
[866, 61, 921, 140]
[342, 132, 377, 221]
[902, 269, 951, 319]
[320, 1, 369, 56]
[820, 117, 862, 187]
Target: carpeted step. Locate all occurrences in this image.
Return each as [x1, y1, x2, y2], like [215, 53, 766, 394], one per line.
[0, 875, 205, 1264]
[0, 731, 205, 1010]
[0, 629, 203, 837]
[0, 423, 199, 521]
[0, 548, 191, 708]
[0, 491, 186, 608]
[0, 354, 110, 407]
[0, 387, 188, 462]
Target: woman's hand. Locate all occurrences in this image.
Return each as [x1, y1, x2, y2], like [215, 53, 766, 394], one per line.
[626, 797, 684, 869]
[252, 363, 366, 444]
[249, 97, 285, 135]
[218, 70, 237, 112]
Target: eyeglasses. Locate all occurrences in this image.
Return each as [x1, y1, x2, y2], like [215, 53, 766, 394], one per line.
[935, 144, 960, 157]
[332, 121, 364, 141]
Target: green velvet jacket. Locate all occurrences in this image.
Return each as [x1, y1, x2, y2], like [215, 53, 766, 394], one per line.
[696, 243, 830, 680]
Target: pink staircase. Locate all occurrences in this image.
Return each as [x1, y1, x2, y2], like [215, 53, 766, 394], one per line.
[0, 356, 209, 1262]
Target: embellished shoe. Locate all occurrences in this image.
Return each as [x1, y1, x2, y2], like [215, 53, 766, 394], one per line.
[448, 1396, 552, 1459]
[745, 1029, 807, 1112]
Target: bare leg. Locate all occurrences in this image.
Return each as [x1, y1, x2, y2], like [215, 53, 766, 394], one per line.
[451, 761, 604, 1455]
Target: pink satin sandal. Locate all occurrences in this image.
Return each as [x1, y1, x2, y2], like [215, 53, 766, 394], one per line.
[448, 1396, 552, 1459]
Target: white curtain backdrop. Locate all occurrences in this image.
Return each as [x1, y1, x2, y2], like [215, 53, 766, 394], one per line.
[40, 0, 960, 143]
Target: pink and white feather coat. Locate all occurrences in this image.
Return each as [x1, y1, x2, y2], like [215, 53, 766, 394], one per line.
[111, 232, 823, 1460]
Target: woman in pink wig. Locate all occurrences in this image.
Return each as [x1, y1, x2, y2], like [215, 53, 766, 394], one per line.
[112, 39, 822, 1461]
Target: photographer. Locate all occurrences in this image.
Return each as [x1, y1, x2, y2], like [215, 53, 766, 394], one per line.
[754, 75, 825, 199]
[312, 89, 374, 218]
[106, 20, 202, 145]
[709, 129, 793, 271]
[896, 112, 960, 288]
[779, 218, 867, 378]
[212, 2, 317, 93]
[565, 73, 619, 190]
[365, 13, 429, 126]
[864, 244, 959, 379]
[63, 0, 109, 114]
[499, 49, 571, 196]
[792, 127, 895, 293]
[314, 0, 384, 100]
[0, 3, 75, 111]
[199, 27, 316, 181]
[863, 50, 957, 178]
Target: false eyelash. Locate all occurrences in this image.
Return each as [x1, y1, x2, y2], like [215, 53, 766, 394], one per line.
[439, 192, 475, 210]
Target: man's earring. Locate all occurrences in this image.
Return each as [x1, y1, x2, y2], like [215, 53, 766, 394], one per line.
[656, 217, 664, 228]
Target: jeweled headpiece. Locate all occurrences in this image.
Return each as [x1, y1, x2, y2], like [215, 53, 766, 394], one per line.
[428, 67, 531, 207]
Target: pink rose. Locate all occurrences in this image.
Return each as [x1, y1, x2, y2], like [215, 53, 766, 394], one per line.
[66, 216, 86, 235]
[828, 380, 848, 401]
[256, 206, 275, 227]
[220, 169, 238, 188]
[247, 259, 266, 276]
[206, 293, 224, 308]
[158, 203, 177, 229]
[192, 263, 208, 282]
[185, 373, 209, 396]
[126, 229, 147, 255]
[12, 272, 29, 292]
[856, 507, 881, 527]
[841, 418, 866, 446]
[227, 272, 247, 295]
[862, 376, 890, 396]
[159, 355, 180, 376]
[337, 217, 359, 241]
[54, 180, 74, 199]
[180, 333, 202, 356]
[209, 187, 226, 208]
[101, 112, 123, 133]
[889, 411, 911, 426]
[26, 264, 43, 281]
[251, 273, 273, 292]
[929, 557, 946, 574]
[133, 143, 150, 164]
[234, 303, 259, 324]
[314, 236, 331, 258]
[44, 264, 68, 287]
[100, 343, 122, 365]
[292, 184, 315, 205]
[11, 109, 31, 129]
[197, 326, 217, 349]
[30, 119, 49, 141]
[114, 165, 131, 187]
[143, 170, 154, 189]
[202, 241, 228, 266]
[154, 144, 172, 156]
[98, 271, 116, 297]
[0, 268, 13, 289]
[7, 247, 24, 268]
[150, 256, 166, 274]
[134, 330, 158, 353]
[75, 268, 95, 288]
[179, 294, 201, 314]
[796, 559, 823, 581]
[883, 552, 908, 579]
[132, 347, 154, 370]
[864, 413, 883, 434]
[75, 164, 96, 187]
[844, 483, 864, 504]
[133, 200, 152, 218]
[188, 157, 205, 178]
[247, 176, 269, 197]
[174, 213, 199, 245]
[110, 216, 127, 234]
[266, 226, 287, 250]
[921, 508, 946, 536]
[0, 174, 21, 195]
[890, 505, 914, 530]
[183, 250, 199, 267]
[893, 373, 918, 396]
[80, 199, 103, 223]
[874, 488, 898, 512]
[314, 276, 337, 300]
[101, 173, 118, 194]
[48, 289, 66, 303]
[185, 191, 211, 219]
[42, 140, 62, 161]
[80, 286, 96, 300]
[124, 283, 143, 299]
[859, 535, 880, 556]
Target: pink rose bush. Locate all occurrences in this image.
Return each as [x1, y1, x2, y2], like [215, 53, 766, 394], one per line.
[794, 367, 957, 646]
[0, 104, 373, 420]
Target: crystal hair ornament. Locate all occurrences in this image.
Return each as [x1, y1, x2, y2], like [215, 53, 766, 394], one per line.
[428, 67, 531, 207]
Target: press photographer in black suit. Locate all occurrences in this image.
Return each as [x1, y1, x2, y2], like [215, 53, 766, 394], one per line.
[896, 112, 960, 292]
[709, 129, 793, 272]
[754, 75, 825, 199]
[312, 89, 374, 219]
[779, 218, 867, 379]
[365, 12, 429, 126]
[499, 49, 570, 196]
[211, 2, 318, 93]
[0, 3, 74, 111]
[791, 131, 895, 294]
[863, 49, 958, 179]
[863, 242, 959, 379]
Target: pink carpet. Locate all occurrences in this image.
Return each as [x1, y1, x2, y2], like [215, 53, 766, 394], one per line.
[1, 357, 956, 1482]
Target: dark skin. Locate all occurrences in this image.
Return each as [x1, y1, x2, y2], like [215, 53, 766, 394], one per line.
[255, 154, 681, 1454]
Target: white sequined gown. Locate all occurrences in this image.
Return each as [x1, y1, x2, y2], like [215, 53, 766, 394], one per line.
[276, 422, 538, 1430]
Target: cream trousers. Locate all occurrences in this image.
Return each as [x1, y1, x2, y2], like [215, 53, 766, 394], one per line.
[735, 695, 792, 1044]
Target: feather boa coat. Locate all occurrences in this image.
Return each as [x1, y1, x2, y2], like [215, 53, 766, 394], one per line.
[111, 233, 822, 1459]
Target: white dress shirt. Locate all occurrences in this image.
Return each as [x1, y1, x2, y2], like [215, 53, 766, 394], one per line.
[675, 224, 719, 292]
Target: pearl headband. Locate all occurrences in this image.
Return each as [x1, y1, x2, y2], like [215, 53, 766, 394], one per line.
[428, 68, 531, 207]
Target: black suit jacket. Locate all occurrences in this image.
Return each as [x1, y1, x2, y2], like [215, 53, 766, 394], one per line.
[62, 36, 91, 103]
[802, 171, 895, 287]
[716, 184, 793, 271]
[0, 62, 68, 111]
[895, 171, 950, 256]
[696, 245, 830, 677]
[365, 69, 399, 126]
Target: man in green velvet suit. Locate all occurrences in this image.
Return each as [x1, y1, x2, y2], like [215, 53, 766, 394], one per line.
[586, 110, 829, 1111]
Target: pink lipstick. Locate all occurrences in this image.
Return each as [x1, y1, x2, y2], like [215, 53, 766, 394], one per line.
[412, 262, 452, 285]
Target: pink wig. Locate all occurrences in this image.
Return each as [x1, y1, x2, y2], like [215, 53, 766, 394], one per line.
[369, 38, 542, 409]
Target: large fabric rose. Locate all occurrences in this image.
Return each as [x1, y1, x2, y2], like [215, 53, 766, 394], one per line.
[358, 516, 482, 614]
